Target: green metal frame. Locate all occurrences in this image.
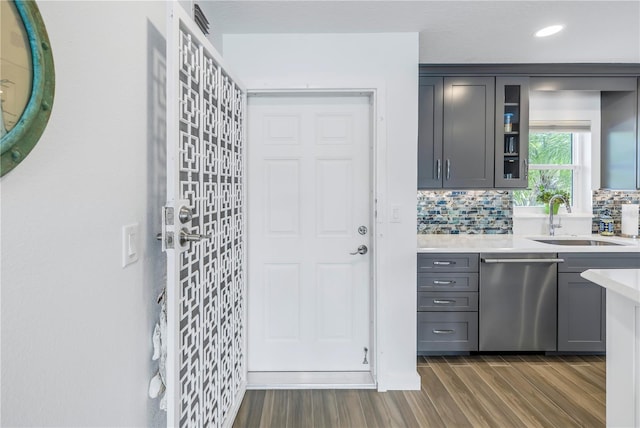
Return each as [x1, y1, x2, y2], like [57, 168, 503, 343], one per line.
[1, 0, 55, 177]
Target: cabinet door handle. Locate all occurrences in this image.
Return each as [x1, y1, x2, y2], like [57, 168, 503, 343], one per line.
[433, 329, 455, 334]
[433, 261, 455, 265]
[523, 159, 528, 179]
[433, 299, 456, 304]
[436, 159, 441, 180]
[446, 159, 451, 180]
[433, 280, 456, 285]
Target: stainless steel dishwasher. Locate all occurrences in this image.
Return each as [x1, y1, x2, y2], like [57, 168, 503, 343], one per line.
[479, 253, 562, 352]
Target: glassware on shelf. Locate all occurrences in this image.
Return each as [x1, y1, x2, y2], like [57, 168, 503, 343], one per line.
[504, 113, 514, 132]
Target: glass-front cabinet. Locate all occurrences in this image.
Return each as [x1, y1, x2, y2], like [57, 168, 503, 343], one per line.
[495, 77, 529, 188]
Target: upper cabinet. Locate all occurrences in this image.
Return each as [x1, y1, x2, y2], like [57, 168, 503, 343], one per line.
[418, 76, 495, 189]
[443, 77, 495, 188]
[417, 77, 444, 189]
[531, 76, 639, 190]
[418, 65, 640, 191]
[600, 87, 638, 189]
[494, 77, 530, 188]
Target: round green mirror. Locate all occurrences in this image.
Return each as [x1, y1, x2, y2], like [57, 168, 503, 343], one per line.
[0, 0, 54, 176]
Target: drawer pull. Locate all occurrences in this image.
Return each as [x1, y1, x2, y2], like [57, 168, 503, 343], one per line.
[433, 329, 455, 334]
[433, 280, 456, 285]
[433, 261, 456, 265]
[433, 299, 456, 304]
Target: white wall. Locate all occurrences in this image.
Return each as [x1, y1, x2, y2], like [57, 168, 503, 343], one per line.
[222, 33, 420, 390]
[1, 1, 168, 426]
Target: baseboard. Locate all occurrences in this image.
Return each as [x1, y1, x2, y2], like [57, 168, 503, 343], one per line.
[247, 371, 376, 389]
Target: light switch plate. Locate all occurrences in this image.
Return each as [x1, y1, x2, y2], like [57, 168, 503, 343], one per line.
[390, 205, 401, 223]
[122, 223, 140, 267]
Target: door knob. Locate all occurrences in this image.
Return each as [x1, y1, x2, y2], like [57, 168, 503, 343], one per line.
[179, 228, 211, 246]
[350, 245, 368, 255]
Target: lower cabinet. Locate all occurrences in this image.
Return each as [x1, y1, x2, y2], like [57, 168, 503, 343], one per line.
[417, 253, 479, 355]
[557, 252, 640, 353]
[418, 251, 640, 355]
[557, 273, 606, 352]
[417, 312, 478, 353]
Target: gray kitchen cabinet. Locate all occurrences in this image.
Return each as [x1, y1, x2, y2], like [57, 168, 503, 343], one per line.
[417, 76, 495, 189]
[418, 291, 478, 311]
[601, 88, 638, 189]
[494, 77, 529, 188]
[417, 253, 479, 354]
[417, 312, 478, 353]
[417, 77, 443, 189]
[557, 252, 640, 353]
[558, 273, 606, 352]
[417, 250, 640, 356]
[418, 272, 479, 292]
[417, 253, 479, 273]
[443, 77, 495, 188]
[559, 252, 640, 272]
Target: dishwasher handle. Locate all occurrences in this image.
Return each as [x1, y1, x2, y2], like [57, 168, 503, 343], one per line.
[481, 258, 565, 264]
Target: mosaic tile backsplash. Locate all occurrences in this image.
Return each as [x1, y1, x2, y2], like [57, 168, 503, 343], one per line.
[592, 190, 640, 235]
[417, 191, 513, 234]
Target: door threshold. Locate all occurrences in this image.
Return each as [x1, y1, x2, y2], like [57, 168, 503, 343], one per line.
[247, 371, 376, 390]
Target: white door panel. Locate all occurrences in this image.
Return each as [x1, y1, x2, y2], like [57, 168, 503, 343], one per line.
[264, 159, 300, 236]
[248, 95, 371, 372]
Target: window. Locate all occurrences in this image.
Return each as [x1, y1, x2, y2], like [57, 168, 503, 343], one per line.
[513, 122, 591, 212]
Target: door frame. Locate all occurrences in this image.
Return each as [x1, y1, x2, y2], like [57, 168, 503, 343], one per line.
[245, 82, 387, 388]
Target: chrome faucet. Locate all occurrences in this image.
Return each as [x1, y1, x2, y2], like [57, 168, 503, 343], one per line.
[548, 194, 572, 236]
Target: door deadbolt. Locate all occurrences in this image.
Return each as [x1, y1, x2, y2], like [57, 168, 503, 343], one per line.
[358, 226, 368, 235]
[178, 206, 193, 224]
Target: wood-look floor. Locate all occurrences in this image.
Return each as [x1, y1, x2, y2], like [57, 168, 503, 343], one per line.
[233, 354, 605, 428]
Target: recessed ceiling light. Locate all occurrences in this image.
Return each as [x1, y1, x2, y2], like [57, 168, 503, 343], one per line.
[535, 25, 564, 38]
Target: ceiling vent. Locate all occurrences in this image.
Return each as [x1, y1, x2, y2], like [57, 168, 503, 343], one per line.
[194, 4, 210, 35]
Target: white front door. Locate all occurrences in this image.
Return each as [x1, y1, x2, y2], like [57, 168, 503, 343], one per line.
[247, 94, 372, 372]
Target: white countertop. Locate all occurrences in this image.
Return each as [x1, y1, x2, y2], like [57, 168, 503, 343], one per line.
[581, 269, 640, 304]
[417, 234, 640, 253]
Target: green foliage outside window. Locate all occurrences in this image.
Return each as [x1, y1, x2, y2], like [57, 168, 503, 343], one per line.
[513, 133, 573, 206]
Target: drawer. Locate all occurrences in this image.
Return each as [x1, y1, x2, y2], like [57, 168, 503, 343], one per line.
[417, 292, 478, 312]
[417, 272, 479, 292]
[417, 312, 478, 352]
[558, 252, 640, 272]
[417, 253, 479, 272]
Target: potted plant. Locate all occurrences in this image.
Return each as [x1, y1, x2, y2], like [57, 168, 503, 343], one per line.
[536, 186, 570, 214]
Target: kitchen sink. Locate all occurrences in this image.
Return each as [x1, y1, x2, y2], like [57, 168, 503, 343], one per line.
[531, 239, 622, 246]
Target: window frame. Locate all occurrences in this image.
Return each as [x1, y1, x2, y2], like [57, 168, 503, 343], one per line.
[523, 123, 591, 213]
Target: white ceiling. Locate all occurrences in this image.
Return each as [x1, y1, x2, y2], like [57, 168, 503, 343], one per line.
[198, 1, 640, 63]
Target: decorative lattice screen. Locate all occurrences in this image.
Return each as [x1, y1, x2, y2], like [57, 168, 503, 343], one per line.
[174, 23, 245, 428]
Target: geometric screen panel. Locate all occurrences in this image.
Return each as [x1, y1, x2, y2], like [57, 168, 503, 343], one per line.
[177, 24, 245, 428]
